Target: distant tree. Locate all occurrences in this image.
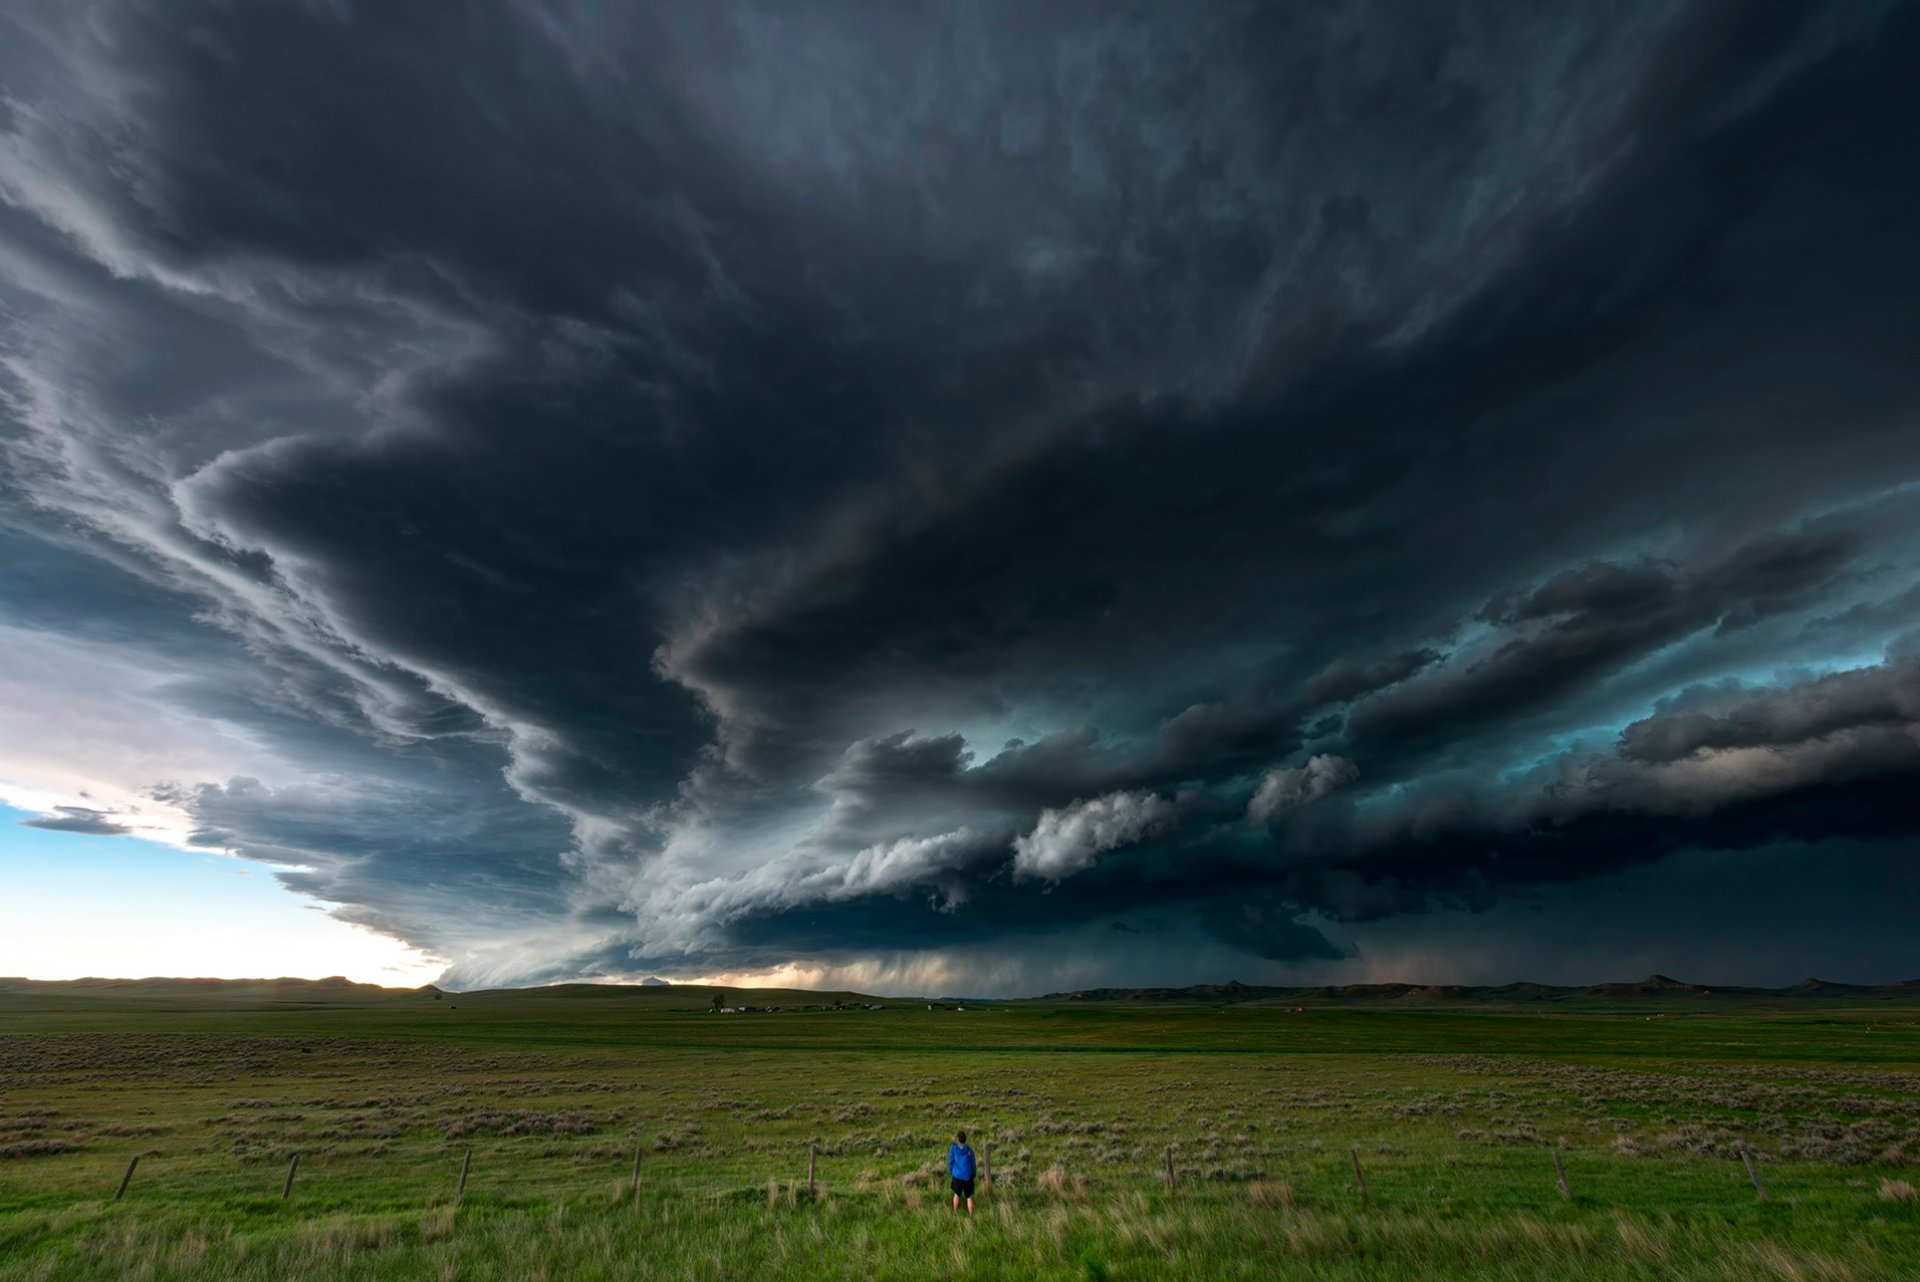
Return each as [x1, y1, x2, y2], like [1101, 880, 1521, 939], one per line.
[711, 990, 726, 1012]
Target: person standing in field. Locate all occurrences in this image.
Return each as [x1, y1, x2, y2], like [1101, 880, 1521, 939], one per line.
[948, 1128, 977, 1215]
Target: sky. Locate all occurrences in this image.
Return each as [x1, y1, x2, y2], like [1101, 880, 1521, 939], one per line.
[0, 801, 442, 983]
[0, 2, 1917, 995]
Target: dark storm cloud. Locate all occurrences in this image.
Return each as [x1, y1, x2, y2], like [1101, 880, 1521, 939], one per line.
[1619, 657, 1920, 762]
[1345, 521, 1873, 765]
[1200, 892, 1355, 965]
[22, 805, 130, 835]
[1, 0, 1918, 988]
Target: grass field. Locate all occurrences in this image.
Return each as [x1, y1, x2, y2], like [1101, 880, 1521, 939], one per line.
[3, 981, 1918, 1280]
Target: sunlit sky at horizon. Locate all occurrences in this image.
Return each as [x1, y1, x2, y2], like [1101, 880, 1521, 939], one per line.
[0, 802, 444, 986]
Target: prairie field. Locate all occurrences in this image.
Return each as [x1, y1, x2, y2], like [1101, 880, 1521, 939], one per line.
[2, 983, 1918, 1280]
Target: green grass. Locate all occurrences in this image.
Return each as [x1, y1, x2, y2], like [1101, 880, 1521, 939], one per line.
[3, 986, 1917, 1279]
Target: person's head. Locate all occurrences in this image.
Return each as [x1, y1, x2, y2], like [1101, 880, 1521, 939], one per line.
[955, 1129, 967, 1145]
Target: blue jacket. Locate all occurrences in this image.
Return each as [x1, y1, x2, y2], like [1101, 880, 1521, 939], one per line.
[949, 1143, 976, 1180]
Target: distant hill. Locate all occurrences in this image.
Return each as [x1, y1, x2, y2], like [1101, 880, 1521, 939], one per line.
[0, 975, 891, 1013]
[1031, 974, 1920, 1006]
[5, 972, 1918, 1013]
[0, 975, 429, 1007]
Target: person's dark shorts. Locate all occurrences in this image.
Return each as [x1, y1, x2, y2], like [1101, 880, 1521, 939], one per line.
[951, 1176, 975, 1198]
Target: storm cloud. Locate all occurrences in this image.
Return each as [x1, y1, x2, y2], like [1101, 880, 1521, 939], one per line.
[1, 1, 1917, 990]
[22, 805, 130, 836]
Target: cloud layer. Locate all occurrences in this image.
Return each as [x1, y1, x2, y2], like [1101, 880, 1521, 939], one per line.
[1, 1, 1917, 989]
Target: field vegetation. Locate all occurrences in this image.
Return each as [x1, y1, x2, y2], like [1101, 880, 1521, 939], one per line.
[2, 980, 1918, 1279]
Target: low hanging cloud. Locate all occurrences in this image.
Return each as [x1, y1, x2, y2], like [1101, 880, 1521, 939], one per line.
[1247, 756, 1359, 825]
[1013, 791, 1177, 881]
[838, 831, 976, 894]
[1618, 657, 1920, 763]
[21, 805, 132, 836]
[0, 2, 1917, 991]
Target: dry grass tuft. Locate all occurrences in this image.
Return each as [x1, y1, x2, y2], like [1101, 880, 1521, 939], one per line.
[1246, 1178, 1295, 1209]
[1036, 1163, 1088, 1201]
[1743, 1240, 1860, 1282]
[1614, 1214, 1669, 1262]
[421, 1206, 457, 1243]
[1881, 1179, 1918, 1204]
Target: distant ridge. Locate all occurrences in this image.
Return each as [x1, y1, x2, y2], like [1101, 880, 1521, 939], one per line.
[0, 975, 429, 1003]
[0, 974, 408, 991]
[5, 973, 1919, 1008]
[1034, 974, 1920, 1005]
[0, 976, 888, 1009]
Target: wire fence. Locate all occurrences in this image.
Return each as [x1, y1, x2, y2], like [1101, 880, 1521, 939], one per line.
[90, 1135, 1813, 1213]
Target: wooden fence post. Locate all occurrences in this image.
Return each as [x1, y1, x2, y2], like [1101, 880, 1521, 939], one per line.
[631, 1147, 643, 1200]
[982, 1141, 992, 1190]
[807, 1142, 817, 1199]
[1741, 1148, 1770, 1203]
[457, 1148, 472, 1200]
[1552, 1146, 1572, 1201]
[1164, 1145, 1176, 1193]
[282, 1152, 300, 1200]
[114, 1155, 139, 1203]
[1349, 1148, 1368, 1205]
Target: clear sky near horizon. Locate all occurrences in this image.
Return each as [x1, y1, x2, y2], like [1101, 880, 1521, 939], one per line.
[1, 3, 1917, 995]
[0, 802, 442, 984]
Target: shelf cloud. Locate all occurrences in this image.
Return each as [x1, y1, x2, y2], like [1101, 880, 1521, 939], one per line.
[2, 1, 1917, 990]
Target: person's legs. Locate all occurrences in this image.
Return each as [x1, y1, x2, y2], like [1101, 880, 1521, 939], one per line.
[966, 1193, 974, 1216]
[951, 1190, 960, 1212]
